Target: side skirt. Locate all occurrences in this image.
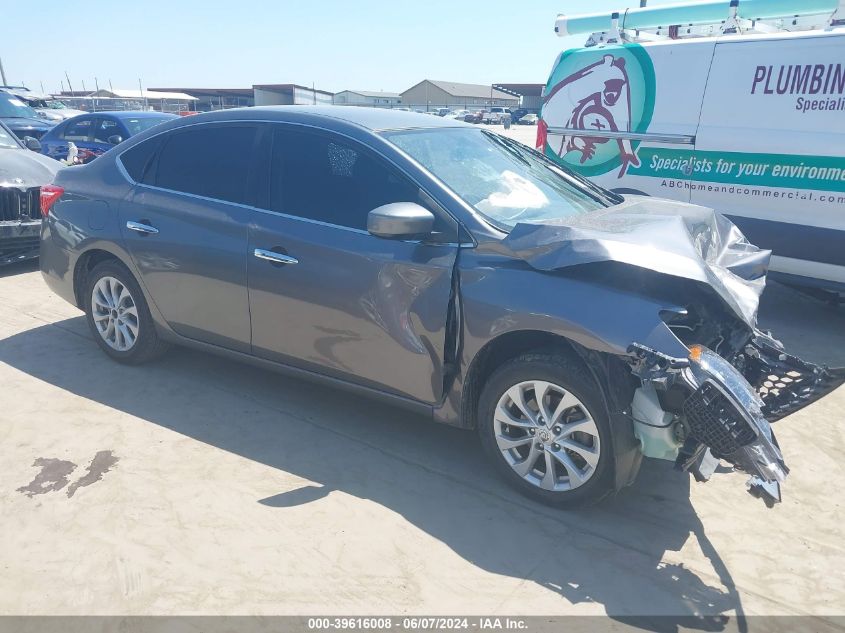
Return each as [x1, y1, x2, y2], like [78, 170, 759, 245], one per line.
[157, 328, 435, 420]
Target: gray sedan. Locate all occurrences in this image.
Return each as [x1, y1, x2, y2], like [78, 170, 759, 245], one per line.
[39, 107, 843, 508]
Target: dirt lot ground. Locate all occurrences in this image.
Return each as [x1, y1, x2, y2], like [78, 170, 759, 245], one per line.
[1, 257, 843, 623]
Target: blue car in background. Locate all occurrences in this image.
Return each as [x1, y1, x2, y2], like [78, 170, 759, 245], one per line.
[39, 111, 177, 163]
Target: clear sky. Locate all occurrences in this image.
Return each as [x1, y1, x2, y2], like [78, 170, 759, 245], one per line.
[2, 0, 676, 95]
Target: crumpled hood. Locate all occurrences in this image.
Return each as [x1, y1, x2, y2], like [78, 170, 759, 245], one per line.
[0, 149, 62, 189]
[492, 196, 771, 327]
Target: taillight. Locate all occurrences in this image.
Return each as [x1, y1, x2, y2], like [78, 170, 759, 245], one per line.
[40, 184, 64, 217]
[536, 118, 548, 150]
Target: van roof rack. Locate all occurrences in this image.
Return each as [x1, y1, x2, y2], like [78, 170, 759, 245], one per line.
[556, 0, 844, 47]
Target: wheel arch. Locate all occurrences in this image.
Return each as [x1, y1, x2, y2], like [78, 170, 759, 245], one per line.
[72, 247, 131, 309]
[461, 330, 596, 431]
[460, 329, 643, 492]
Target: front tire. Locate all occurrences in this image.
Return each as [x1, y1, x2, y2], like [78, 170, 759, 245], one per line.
[84, 259, 170, 364]
[478, 352, 614, 508]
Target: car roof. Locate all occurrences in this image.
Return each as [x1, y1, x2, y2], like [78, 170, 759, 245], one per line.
[98, 111, 177, 119]
[171, 105, 469, 132]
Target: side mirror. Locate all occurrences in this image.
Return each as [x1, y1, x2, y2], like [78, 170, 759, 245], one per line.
[23, 136, 41, 151]
[107, 134, 124, 145]
[367, 202, 435, 240]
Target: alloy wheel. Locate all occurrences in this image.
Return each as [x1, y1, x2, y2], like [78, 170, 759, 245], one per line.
[493, 380, 601, 492]
[91, 276, 139, 352]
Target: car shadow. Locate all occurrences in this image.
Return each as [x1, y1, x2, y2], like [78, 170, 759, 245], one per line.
[0, 259, 38, 278]
[1, 316, 751, 632]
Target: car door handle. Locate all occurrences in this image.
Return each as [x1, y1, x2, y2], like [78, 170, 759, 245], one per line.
[254, 248, 298, 265]
[126, 221, 159, 235]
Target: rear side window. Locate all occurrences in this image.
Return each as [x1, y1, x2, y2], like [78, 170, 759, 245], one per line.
[63, 118, 94, 142]
[119, 137, 160, 183]
[155, 125, 256, 205]
[268, 128, 420, 231]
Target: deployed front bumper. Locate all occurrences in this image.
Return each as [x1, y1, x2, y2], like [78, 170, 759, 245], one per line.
[629, 334, 844, 507]
[741, 331, 845, 422]
[0, 221, 41, 265]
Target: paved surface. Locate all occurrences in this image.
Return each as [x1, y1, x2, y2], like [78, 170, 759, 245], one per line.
[0, 260, 843, 620]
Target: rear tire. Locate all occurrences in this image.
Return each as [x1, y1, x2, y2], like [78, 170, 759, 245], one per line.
[478, 352, 614, 508]
[84, 259, 170, 364]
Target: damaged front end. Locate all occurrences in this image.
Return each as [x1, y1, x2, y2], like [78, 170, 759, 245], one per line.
[496, 197, 844, 506]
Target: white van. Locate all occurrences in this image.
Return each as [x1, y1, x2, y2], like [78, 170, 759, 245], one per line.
[538, 0, 845, 292]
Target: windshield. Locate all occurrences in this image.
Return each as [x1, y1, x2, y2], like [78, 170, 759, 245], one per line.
[0, 93, 39, 119]
[46, 100, 68, 109]
[122, 115, 172, 136]
[0, 125, 21, 149]
[383, 128, 617, 230]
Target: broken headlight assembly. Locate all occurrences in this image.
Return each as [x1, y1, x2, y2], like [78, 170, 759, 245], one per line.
[626, 337, 842, 507]
[682, 344, 788, 505]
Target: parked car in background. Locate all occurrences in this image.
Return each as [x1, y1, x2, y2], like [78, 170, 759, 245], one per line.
[12, 90, 86, 122]
[445, 109, 470, 120]
[464, 110, 485, 124]
[0, 90, 54, 142]
[39, 107, 843, 509]
[509, 108, 529, 123]
[518, 113, 539, 125]
[39, 111, 177, 163]
[484, 107, 512, 124]
[0, 120, 61, 264]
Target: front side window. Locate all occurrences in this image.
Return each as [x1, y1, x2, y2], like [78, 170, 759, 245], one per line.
[154, 125, 256, 205]
[63, 118, 95, 142]
[383, 128, 617, 230]
[267, 128, 421, 231]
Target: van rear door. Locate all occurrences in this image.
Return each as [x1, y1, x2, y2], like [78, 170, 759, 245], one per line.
[690, 31, 845, 289]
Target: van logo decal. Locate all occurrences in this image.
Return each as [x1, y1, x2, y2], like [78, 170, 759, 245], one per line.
[540, 45, 655, 178]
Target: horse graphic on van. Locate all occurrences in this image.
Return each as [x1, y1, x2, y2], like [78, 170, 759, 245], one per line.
[541, 54, 644, 178]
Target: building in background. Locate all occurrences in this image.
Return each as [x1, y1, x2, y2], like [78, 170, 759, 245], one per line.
[150, 87, 254, 111]
[253, 84, 333, 106]
[333, 90, 402, 107]
[400, 80, 519, 111]
[493, 84, 544, 113]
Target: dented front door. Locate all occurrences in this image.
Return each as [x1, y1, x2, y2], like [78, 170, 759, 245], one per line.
[246, 125, 458, 404]
[248, 215, 457, 404]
